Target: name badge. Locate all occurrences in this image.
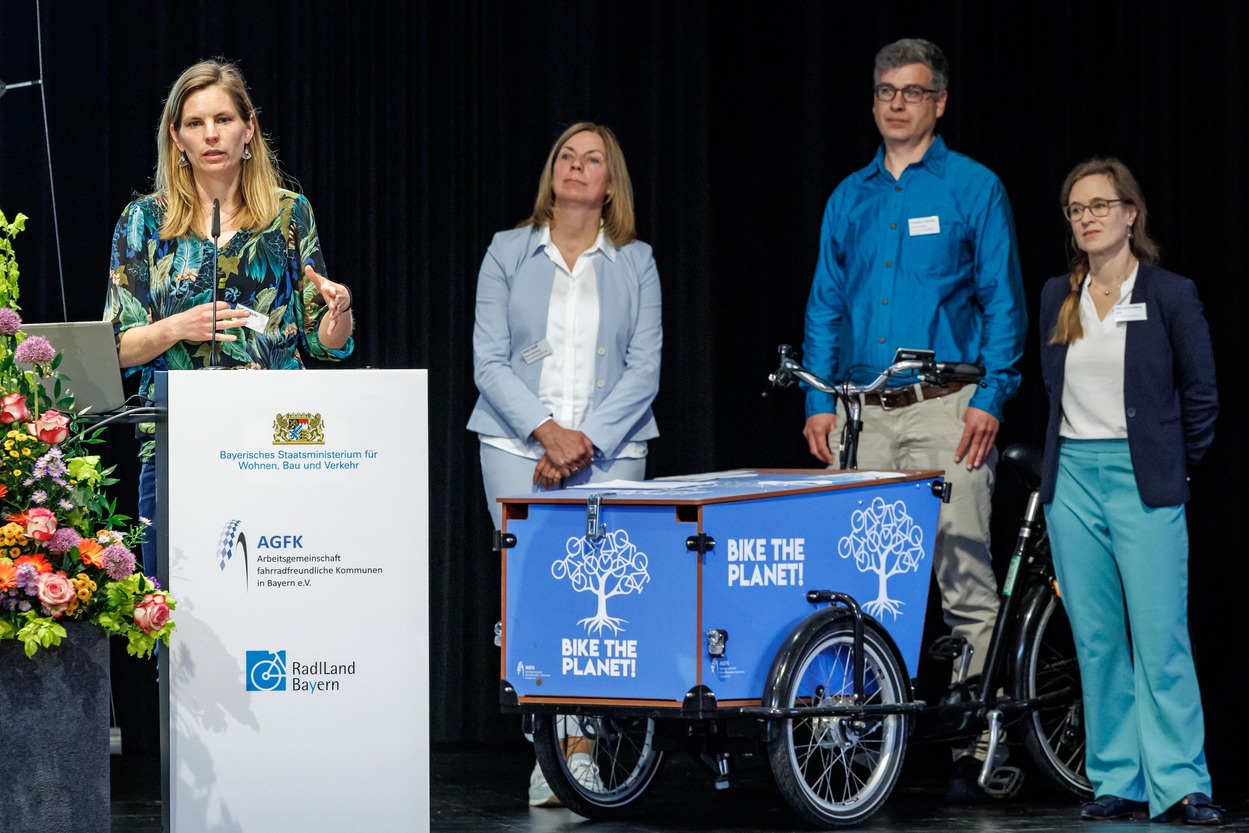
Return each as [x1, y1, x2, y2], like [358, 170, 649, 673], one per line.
[521, 339, 553, 364]
[1114, 303, 1147, 323]
[234, 303, 269, 333]
[908, 215, 941, 236]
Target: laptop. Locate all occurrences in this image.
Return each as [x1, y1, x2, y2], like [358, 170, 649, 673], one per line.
[19, 321, 128, 414]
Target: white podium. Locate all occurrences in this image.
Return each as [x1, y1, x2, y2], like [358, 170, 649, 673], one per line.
[155, 369, 429, 833]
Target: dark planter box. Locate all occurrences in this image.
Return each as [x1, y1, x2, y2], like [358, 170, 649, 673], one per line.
[0, 620, 111, 833]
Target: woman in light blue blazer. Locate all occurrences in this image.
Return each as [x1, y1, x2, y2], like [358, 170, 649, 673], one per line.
[469, 122, 661, 531]
[468, 122, 661, 808]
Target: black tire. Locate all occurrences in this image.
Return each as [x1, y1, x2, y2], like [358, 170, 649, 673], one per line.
[1013, 583, 1093, 799]
[766, 620, 909, 827]
[532, 713, 664, 817]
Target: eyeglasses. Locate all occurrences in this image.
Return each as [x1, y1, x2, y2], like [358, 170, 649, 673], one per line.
[1062, 199, 1126, 221]
[874, 84, 939, 104]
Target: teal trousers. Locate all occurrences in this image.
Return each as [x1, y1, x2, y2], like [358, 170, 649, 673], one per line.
[1045, 439, 1212, 816]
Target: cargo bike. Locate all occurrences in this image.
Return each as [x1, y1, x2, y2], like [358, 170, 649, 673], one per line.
[495, 348, 1090, 827]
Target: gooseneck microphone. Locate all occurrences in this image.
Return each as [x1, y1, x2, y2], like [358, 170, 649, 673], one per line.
[209, 199, 222, 368]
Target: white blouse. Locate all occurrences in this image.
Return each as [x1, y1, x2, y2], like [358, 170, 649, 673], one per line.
[1059, 265, 1139, 439]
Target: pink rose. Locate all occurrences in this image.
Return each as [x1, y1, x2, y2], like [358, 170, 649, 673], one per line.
[28, 409, 70, 444]
[0, 393, 29, 424]
[24, 507, 58, 541]
[37, 571, 75, 617]
[134, 593, 171, 634]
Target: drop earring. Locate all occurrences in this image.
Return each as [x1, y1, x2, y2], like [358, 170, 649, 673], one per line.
[242, 144, 252, 161]
[178, 151, 189, 168]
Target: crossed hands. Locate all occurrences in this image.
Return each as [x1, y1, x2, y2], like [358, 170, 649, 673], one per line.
[531, 421, 594, 489]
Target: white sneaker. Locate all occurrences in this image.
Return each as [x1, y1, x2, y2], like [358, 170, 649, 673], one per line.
[528, 762, 561, 808]
[566, 752, 603, 792]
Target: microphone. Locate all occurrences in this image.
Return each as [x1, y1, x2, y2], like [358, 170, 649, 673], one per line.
[209, 199, 222, 368]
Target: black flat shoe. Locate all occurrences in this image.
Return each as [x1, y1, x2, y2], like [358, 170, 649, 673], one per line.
[1173, 793, 1224, 826]
[1081, 794, 1147, 820]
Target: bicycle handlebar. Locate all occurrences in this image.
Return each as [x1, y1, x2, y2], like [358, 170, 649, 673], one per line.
[768, 344, 985, 398]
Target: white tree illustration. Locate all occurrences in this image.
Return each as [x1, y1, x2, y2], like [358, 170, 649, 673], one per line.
[551, 529, 651, 635]
[837, 496, 926, 619]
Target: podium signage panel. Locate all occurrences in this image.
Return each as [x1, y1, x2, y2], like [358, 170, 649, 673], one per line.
[160, 369, 428, 833]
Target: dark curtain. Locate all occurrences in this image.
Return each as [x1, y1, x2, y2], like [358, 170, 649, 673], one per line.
[1, 0, 1245, 795]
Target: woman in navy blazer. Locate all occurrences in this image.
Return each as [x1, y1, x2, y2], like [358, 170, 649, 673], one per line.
[467, 122, 661, 807]
[1039, 158, 1220, 824]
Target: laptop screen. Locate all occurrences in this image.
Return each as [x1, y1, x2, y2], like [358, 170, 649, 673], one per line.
[19, 321, 128, 414]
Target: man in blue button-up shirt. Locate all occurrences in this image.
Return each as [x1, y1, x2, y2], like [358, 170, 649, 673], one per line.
[802, 38, 1027, 799]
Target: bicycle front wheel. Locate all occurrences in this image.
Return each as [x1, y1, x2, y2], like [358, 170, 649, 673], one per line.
[766, 620, 909, 827]
[1012, 583, 1093, 799]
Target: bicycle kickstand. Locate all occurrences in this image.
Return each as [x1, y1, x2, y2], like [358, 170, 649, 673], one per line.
[978, 709, 1025, 798]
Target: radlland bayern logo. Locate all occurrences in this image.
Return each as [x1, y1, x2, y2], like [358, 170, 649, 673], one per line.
[245, 649, 357, 693]
[246, 650, 288, 691]
[272, 412, 326, 444]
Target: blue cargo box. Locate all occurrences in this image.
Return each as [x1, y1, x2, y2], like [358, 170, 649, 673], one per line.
[500, 469, 944, 708]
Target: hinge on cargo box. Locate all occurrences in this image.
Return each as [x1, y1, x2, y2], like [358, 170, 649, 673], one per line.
[930, 479, 952, 503]
[685, 533, 716, 555]
[492, 530, 516, 550]
[586, 493, 614, 539]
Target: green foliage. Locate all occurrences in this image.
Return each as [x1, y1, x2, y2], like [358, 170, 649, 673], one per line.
[16, 612, 67, 657]
[0, 210, 27, 311]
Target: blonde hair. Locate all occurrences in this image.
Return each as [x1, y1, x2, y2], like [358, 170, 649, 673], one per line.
[154, 59, 283, 240]
[1049, 157, 1160, 346]
[520, 122, 636, 247]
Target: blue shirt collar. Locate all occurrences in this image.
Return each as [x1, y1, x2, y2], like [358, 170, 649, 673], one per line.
[863, 134, 949, 182]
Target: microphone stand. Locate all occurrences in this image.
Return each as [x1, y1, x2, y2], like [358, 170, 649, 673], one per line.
[208, 199, 223, 369]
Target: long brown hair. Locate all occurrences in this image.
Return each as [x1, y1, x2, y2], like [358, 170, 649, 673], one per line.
[154, 59, 283, 240]
[1049, 157, 1160, 345]
[519, 122, 636, 247]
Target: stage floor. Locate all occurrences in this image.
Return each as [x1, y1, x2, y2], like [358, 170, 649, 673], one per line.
[111, 747, 1247, 832]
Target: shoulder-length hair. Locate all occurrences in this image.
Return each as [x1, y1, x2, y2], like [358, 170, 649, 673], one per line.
[519, 122, 636, 247]
[153, 59, 283, 240]
[1049, 157, 1160, 346]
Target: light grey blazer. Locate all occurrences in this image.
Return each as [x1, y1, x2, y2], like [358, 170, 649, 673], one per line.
[466, 226, 661, 458]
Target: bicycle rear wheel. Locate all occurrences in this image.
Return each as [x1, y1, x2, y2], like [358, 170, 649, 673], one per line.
[532, 713, 664, 817]
[1012, 583, 1093, 799]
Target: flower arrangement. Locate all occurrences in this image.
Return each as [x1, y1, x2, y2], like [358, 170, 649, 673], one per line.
[0, 303, 175, 658]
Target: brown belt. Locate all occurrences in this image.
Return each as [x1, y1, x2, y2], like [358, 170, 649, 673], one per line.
[861, 381, 967, 410]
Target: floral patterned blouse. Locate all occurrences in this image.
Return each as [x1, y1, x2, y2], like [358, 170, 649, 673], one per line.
[105, 189, 354, 453]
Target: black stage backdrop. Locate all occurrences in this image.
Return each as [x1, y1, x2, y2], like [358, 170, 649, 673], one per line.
[2, 0, 1247, 794]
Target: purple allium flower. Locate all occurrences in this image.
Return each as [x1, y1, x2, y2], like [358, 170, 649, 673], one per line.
[101, 544, 137, 581]
[46, 526, 82, 556]
[0, 308, 22, 335]
[30, 489, 47, 504]
[14, 335, 56, 365]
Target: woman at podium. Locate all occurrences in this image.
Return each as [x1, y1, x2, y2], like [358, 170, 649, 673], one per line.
[467, 122, 662, 806]
[104, 59, 355, 575]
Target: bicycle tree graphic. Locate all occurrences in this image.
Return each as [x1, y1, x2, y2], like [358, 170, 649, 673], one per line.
[837, 496, 926, 619]
[551, 529, 651, 635]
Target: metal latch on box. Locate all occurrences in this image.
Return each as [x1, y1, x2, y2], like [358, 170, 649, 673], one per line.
[586, 493, 614, 539]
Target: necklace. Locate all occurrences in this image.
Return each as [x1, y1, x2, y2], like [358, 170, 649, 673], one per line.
[1089, 259, 1136, 296]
